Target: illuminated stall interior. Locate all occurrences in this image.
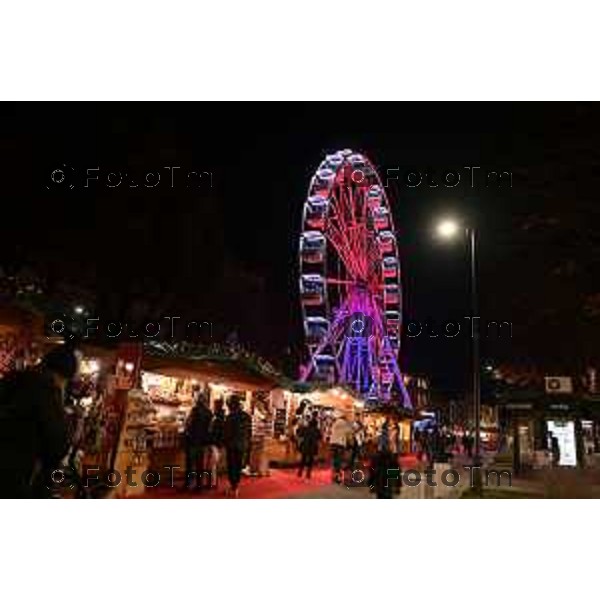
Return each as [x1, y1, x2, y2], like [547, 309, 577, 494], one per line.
[263, 385, 364, 465]
[73, 345, 417, 481]
[134, 354, 280, 470]
[0, 303, 46, 375]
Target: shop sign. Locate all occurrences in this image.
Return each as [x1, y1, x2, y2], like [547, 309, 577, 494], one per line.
[505, 403, 532, 410]
[545, 376, 573, 394]
[547, 420, 577, 466]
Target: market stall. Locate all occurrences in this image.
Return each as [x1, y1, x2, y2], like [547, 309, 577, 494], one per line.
[265, 385, 366, 466]
[123, 352, 280, 491]
[0, 303, 45, 375]
[361, 410, 413, 455]
[66, 339, 419, 495]
[64, 342, 285, 494]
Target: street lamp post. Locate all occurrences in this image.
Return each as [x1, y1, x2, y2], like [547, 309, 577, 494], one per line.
[437, 220, 482, 495]
[468, 228, 482, 490]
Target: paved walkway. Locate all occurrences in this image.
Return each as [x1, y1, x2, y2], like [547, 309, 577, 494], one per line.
[142, 467, 335, 499]
[508, 468, 600, 498]
[141, 456, 469, 499]
[136, 452, 600, 499]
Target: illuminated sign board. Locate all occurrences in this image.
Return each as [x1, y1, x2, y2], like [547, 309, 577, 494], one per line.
[546, 420, 577, 467]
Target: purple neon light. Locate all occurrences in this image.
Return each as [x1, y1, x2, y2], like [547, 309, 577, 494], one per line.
[301, 283, 412, 409]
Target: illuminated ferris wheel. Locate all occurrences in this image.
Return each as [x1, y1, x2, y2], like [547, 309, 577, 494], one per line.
[298, 149, 411, 407]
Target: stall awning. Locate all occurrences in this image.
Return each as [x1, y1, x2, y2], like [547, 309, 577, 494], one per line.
[78, 340, 284, 392]
[142, 354, 280, 392]
[0, 303, 44, 335]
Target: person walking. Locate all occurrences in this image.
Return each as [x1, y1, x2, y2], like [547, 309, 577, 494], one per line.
[462, 430, 473, 458]
[183, 392, 213, 491]
[297, 417, 321, 479]
[207, 399, 226, 489]
[329, 413, 350, 484]
[413, 428, 422, 456]
[467, 432, 474, 459]
[349, 417, 365, 469]
[378, 419, 391, 452]
[369, 437, 400, 499]
[224, 396, 252, 497]
[0, 346, 78, 498]
[551, 435, 561, 467]
[250, 399, 272, 477]
[389, 421, 401, 456]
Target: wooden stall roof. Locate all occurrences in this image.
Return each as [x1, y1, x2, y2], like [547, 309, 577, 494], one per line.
[78, 342, 283, 392]
[0, 302, 44, 335]
[141, 354, 281, 392]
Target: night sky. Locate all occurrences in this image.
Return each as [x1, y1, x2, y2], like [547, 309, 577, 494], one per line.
[1, 102, 599, 393]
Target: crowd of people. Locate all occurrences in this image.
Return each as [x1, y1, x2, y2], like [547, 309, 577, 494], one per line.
[291, 401, 409, 498]
[413, 427, 476, 464]
[2, 343, 568, 501]
[183, 395, 412, 498]
[183, 392, 288, 497]
[0, 342, 263, 498]
[182, 392, 254, 498]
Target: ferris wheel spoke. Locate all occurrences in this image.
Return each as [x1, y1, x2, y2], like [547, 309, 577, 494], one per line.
[337, 181, 356, 228]
[327, 223, 361, 279]
[336, 184, 362, 244]
[327, 199, 353, 257]
[326, 279, 354, 287]
[352, 172, 377, 277]
[329, 190, 354, 239]
[343, 184, 368, 276]
[366, 246, 381, 286]
[348, 222, 368, 279]
[356, 191, 369, 276]
[330, 189, 369, 280]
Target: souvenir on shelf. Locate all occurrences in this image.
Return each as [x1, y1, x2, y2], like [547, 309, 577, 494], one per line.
[120, 389, 155, 467]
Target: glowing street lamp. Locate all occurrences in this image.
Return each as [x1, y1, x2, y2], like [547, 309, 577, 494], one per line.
[436, 219, 459, 239]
